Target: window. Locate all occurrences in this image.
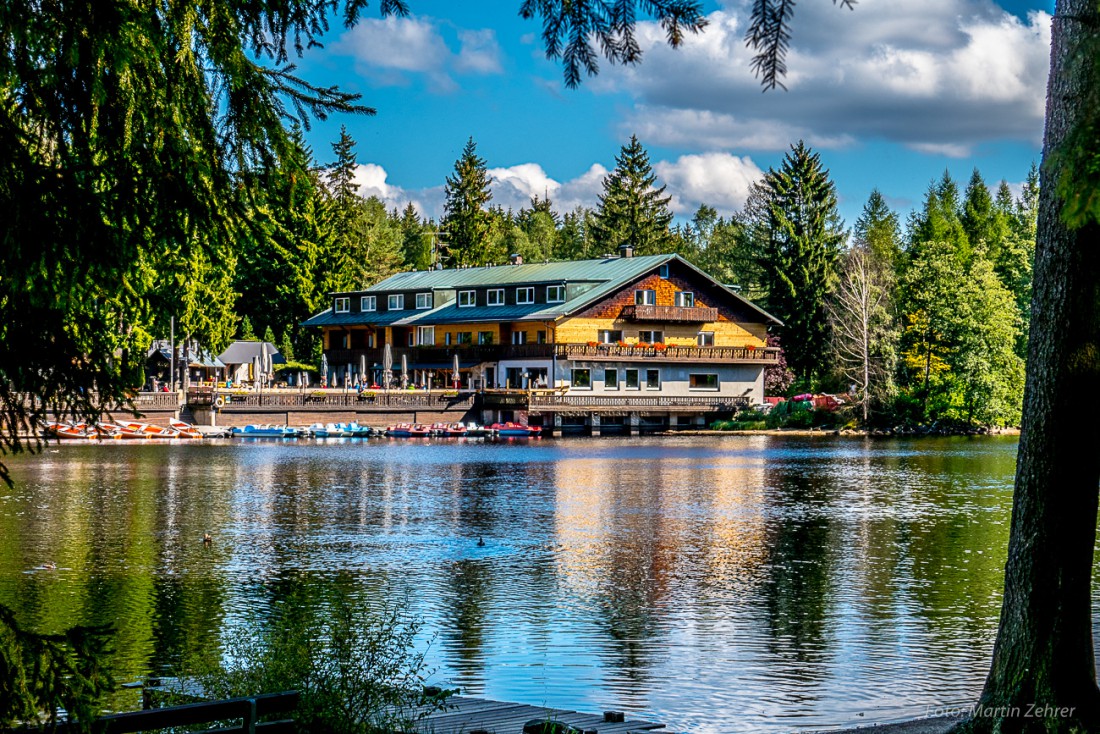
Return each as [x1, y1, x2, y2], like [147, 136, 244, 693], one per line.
[416, 293, 433, 309]
[659, 264, 670, 278]
[445, 332, 452, 346]
[690, 373, 720, 390]
[487, 288, 505, 306]
[367, 333, 376, 348]
[458, 332, 473, 345]
[334, 297, 350, 313]
[625, 369, 639, 389]
[646, 369, 661, 390]
[388, 294, 404, 310]
[407, 332, 415, 346]
[571, 368, 592, 389]
[635, 289, 656, 305]
[599, 329, 623, 344]
[605, 368, 619, 390]
[478, 331, 494, 345]
[537, 330, 547, 344]
[417, 326, 435, 346]
[638, 330, 664, 344]
[516, 287, 535, 304]
[546, 285, 566, 303]
[512, 331, 527, 345]
[697, 331, 715, 347]
[361, 295, 376, 312]
[458, 290, 476, 308]
[675, 291, 695, 307]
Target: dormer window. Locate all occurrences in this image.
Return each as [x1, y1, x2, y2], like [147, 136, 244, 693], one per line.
[516, 287, 535, 304]
[388, 294, 404, 310]
[487, 288, 505, 306]
[416, 292, 433, 309]
[361, 295, 376, 312]
[334, 297, 350, 313]
[458, 290, 476, 308]
[659, 264, 670, 279]
[546, 285, 566, 303]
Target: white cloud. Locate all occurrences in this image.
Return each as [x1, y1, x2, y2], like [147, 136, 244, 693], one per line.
[365, 153, 761, 221]
[596, 0, 1050, 156]
[335, 16, 502, 90]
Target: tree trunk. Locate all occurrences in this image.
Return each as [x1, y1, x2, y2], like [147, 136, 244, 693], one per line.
[959, 0, 1100, 730]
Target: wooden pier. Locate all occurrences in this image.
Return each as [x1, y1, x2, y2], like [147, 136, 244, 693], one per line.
[414, 695, 667, 734]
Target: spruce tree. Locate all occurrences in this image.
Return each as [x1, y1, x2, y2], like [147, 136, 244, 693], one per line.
[961, 169, 1009, 260]
[754, 141, 845, 381]
[442, 137, 499, 267]
[854, 190, 901, 270]
[591, 135, 675, 255]
[399, 204, 433, 271]
[909, 171, 969, 260]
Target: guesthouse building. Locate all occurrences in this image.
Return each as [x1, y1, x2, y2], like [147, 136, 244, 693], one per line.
[302, 250, 781, 431]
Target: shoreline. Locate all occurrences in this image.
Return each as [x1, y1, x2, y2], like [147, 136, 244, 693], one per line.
[660, 427, 1021, 438]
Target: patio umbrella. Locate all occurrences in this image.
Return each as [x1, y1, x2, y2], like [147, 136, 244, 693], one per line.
[400, 353, 408, 389]
[320, 353, 328, 387]
[359, 354, 367, 383]
[383, 343, 393, 388]
[452, 354, 460, 388]
[252, 355, 260, 385]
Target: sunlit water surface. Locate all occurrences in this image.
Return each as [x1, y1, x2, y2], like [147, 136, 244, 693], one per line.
[2, 436, 1097, 733]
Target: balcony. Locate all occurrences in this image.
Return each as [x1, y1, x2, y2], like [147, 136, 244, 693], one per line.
[479, 391, 750, 412]
[556, 343, 779, 364]
[325, 343, 556, 367]
[620, 304, 718, 322]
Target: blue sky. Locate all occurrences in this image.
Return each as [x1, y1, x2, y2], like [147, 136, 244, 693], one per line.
[292, 0, 1053, 228]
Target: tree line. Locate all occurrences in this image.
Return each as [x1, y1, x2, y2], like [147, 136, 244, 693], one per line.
[255, 130, 1036, 429]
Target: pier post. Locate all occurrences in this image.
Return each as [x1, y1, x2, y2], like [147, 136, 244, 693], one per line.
[589, 413, 600, 436]
[627, 412, 640, 436]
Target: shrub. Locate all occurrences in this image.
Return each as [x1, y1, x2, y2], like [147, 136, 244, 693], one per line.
[180, 591, 450, 734]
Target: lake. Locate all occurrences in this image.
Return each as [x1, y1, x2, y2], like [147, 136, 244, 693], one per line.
[1, 436, 1095, 733]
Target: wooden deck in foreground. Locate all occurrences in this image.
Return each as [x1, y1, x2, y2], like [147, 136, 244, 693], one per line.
[415, 696, 667, 734]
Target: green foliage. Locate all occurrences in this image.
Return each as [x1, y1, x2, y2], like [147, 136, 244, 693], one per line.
[855, 190, 902, 270]
[442, 137, 499, 267]
[181, 590, 450, 734]
[240, 317, 258, 341]
[0, 604, 114, 729]
[399, 204, 433, 271]
[591, 135, 676, 256]
[753, 141, 846, 381]
[710, 419, 767, 431]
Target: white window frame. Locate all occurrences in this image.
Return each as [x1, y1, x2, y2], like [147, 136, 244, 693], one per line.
[487, 288, 505, 306]
[675, 291, 695, 307]
[334, 297, 350, 313]
[417, 326, 435, 346]
[635, 289, 656, 305]
[599, 330, 623, 344]
[478, 331, 494, 345]
[512, 330, 527, 345]
[605, 368, 619, 390]
[645, 368, 661, 391]
[361, 295, 376, 312]
[546, 285, 566, 303]
[697, 331, 715, 347]
[571, 368, 592, 390]
[638, 330, 664, 344]
[624, 368, 640, 390]
[516, 287, 535, 305]
[388, 294, 404, 310]
[416, 292, 433, 309]
[445, 332, 452, 346]
[689, 373, 720, 391]
[458, 290, 476, 308]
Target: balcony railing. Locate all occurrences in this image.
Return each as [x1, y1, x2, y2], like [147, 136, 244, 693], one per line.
[620, 304, 718, 322]
[556, 344, 779, 364]
[525, 393, 749, 410]
[324, 343, 555, 367]
[207, 390, 475, 409]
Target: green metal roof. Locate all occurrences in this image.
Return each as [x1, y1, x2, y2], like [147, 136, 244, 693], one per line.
[301, 253, 781, 328]
[362, 254, 672, 292]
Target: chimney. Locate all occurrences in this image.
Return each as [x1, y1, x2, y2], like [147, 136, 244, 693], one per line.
[619, 244, 634, 258]
[510, 253, 524, 265]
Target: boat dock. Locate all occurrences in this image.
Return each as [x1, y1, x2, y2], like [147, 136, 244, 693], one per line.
[414, 695, 667, 734]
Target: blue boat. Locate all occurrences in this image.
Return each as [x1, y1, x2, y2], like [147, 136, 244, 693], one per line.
[231, 424, 300, 438]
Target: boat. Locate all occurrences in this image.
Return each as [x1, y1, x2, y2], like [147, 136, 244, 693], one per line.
[46, 422, 94, 440]
[345, 422, 373, 437]
[231, 424, 299, 438]
[169, 420, 203, 439]
[385, 423, 432, 438]
[491, 422, 542, 438]
[307, 422, 330, 438]
[460, 422, 489, 438]
[325, 422, 353, 438]
[439, 423, 468, 437]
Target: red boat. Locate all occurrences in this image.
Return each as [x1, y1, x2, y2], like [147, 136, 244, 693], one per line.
[169, 420, 203, 439]
[490, 422, 542, 437]
[385, 423, 432, 438]
[440, 423, 468, 437]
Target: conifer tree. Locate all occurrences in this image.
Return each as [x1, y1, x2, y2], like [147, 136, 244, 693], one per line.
[753, 141, 845, 381]
[909, 172, 969, 260]
[399, 204, 433, 271]
[961, 169, 1009, 261]
[442, 138, 499, 266]
[591, 135, 675, 255]
[854, 190, 902, 270]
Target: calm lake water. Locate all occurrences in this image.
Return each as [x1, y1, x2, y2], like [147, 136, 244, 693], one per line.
[2, 436, 1097, 733]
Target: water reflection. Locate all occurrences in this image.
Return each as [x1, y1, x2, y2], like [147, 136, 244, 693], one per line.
[3, 436, 1093, 733]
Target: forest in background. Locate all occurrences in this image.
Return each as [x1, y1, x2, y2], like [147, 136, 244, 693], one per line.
[253, 129, 1036, 429]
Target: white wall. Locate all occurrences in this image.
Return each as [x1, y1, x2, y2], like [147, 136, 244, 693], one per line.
[561, 361, 765, 402]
